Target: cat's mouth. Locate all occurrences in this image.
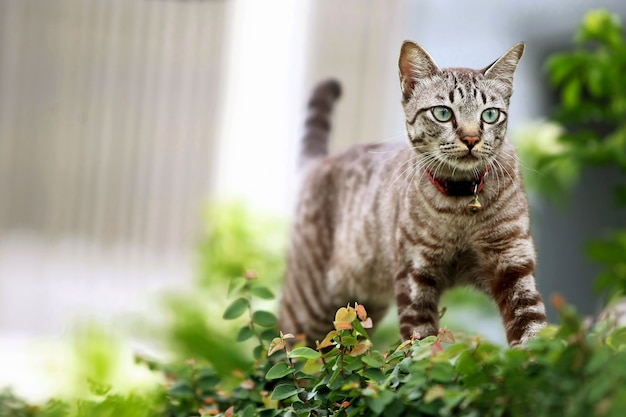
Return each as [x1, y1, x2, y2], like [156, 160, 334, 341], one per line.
[458, 151, 481, 162]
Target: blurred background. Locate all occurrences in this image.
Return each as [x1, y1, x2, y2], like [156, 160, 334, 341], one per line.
[1, 0, 626, 400]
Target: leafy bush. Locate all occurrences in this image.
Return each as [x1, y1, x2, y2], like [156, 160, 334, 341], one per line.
[6, 276, 626, 417]
[161, 284, 626, 417]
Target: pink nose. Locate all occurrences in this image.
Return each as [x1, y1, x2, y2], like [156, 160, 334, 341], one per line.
[461, 135, 481, 148]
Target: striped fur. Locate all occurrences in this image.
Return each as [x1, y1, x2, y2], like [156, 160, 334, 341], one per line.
[279, 42, 546, 347]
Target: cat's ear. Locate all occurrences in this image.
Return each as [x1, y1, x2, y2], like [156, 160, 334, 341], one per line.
[482, 42, 525, 85]
[399, 41, 440, 99]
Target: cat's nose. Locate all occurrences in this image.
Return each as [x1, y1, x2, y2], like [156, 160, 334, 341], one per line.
[461, 135, 481, 150]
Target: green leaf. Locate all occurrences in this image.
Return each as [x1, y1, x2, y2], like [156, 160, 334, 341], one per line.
[222, 297, 249, 320]
[362, 351, 385, 368]
[429, 362, 457, 383]
[289, 347, 322, 360]
[270, 383, 304, 400]
[266, 362, 295, 380]
[585, 347, 611, 374]
[301, 358, 323, 375]
[253, 345, 265, 360]
[385, 350, 407, 364]
[607, 328, 626, 351]
[456, 351, 480, 376]
[227, 277, 247, 297]
[168, 381, 195, 399]
[351, 319, 370, 339]
[587, 238, 626, 264]
[241, 404, 256, 417]
[236, 325, 255, 342]
[260, 328, 278, 343]
[252, 310, 277, 327]
[562, 78, 581, 109]
[196, 369, 221, 391]
[363, 368, 385, 382]
[87, 379, 112, 396]
[365, 389, 395, 415]
[250, 285, 275, 300]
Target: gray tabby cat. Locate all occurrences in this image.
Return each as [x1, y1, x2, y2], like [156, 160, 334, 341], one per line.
[279, 41, 547, 347]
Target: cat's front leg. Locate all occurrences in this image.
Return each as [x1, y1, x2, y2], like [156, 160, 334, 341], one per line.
[394, 264, 442, 341]
[491, 260, 547, 346]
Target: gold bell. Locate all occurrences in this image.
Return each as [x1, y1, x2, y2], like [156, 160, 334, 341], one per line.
[467, 195, 482, 214]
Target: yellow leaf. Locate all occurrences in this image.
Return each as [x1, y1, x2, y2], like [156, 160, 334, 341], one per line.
[348, 342, 371, 357]
[335, 307, 357, 323]
[437, 328, 456, 344]
[317, 330, 338, 349]
[396, 339, 413, 351]
[302, 358, 323, 374]
[262, 392, 279, 410]
[424, 385, 446, 403]
[268, 337, 285, 356]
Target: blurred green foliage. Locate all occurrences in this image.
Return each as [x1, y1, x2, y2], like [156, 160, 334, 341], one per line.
[152, 202, 287, 379]
[197, 203, 286, 288]
[517, 9, 626, 301]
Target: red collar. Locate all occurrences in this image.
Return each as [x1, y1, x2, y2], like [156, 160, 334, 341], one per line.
[425, 167, 491, 197]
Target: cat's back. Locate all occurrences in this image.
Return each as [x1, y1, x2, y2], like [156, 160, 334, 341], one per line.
[302, 139, 408, 192]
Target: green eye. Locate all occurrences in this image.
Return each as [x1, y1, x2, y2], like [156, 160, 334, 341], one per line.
[431, 106, 453, 122]
[481, 108, 500, 124]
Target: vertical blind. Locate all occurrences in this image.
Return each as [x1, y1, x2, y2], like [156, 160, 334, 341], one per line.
[0, 0, 228, 253]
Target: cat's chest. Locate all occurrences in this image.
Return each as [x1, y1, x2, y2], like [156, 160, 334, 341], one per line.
[397, 202, 487, 260]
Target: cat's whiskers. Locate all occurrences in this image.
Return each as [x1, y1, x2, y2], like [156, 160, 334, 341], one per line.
[398, 153, 426, 193]
[487, 159, 502, 196]
[414, 152, 440, 178]
[472, 166, 479, 182]
[500, 148, 543, 177]
[402, 152, 439, 197]
[491, 157, 519, 198]
[408, 153, 447, 199]
[372, 131, 409, 145]
[389, 152, 422, 189]
[375, 147, 414, 165]
[450, 159, 460, 178]
[368, 144, 411, 156]
[403, 158, 424, 200]
[432, 154, 451, 181]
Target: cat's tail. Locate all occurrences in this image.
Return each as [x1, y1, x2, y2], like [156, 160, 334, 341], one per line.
[301, 79, 342, 166]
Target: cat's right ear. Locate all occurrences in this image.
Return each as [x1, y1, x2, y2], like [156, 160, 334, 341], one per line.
[399, 41, 440, 100]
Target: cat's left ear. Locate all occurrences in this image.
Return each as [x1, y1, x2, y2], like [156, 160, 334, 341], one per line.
[482, 42, 525, 86]
[399, 41, 440, 100]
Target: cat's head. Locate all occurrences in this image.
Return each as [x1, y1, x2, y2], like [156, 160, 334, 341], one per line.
[398, 41, 524, 179]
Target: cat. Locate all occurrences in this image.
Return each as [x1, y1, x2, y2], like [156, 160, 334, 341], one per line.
[278, 41, 547, 347]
